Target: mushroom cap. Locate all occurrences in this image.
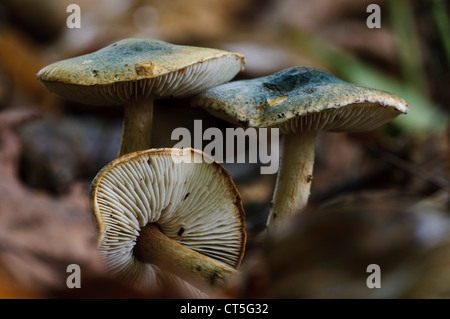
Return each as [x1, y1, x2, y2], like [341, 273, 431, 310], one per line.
[90, 148, 246, 291]
[192, 67, 409, 134]
[37, 38, 245, 105]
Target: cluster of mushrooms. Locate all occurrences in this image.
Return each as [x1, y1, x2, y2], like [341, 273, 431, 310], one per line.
[36, 38, 409, 296]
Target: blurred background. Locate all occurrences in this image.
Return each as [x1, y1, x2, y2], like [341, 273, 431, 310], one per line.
[0, 0, 448, 298]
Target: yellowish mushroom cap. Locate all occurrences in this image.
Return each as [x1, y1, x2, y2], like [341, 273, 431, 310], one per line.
[90, 148, 246, 292]
[37, 38, 245, 105]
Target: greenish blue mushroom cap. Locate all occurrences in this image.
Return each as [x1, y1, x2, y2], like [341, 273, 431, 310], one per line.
[192, 67, 409, 134]
[37, 38, 245, 105]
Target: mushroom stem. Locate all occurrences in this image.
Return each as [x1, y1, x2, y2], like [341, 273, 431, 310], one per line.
[134, 223, 238, 289]
[266, 130, 316, 230]
[119, 97, 154, 156]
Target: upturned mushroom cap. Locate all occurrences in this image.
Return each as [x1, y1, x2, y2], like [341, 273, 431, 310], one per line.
[192, 67, 409, 134]
[90, 148, 246, 291]
[37, 38, 245, 105]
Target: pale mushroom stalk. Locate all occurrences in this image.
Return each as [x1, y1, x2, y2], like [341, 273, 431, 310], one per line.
[119, 97, 154, 156]
[268, 130, 315, 228]
[135, 223, 237, 288]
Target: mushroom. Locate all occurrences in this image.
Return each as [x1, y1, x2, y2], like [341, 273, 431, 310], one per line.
[37, 38, 245, 156]
[191, 67, 409, 230]
[90, 147, 246, 294]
